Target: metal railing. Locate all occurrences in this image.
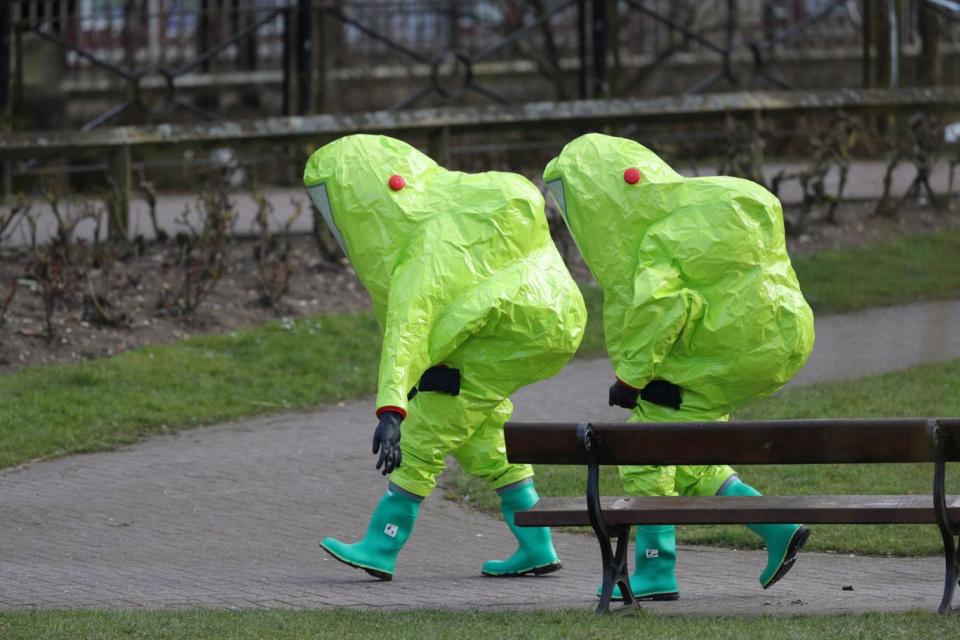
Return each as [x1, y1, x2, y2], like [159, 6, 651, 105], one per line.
[3, 86, 959, 238]
[3, 1, 959, 199]
[6, 1, 960, 127]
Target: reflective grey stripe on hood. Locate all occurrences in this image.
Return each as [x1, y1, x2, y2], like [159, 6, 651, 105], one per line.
[545, 178, 568, 223]
[306, 183, 348, 257]
[546, 177, 589, 259]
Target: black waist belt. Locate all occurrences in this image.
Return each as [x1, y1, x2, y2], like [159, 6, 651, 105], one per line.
[640, 380, 682, 410]
[408, 366, 461, 400]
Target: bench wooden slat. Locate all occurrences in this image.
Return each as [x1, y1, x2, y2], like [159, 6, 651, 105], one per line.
[514, 495, 960, 527]
[504, 419, 960, 466]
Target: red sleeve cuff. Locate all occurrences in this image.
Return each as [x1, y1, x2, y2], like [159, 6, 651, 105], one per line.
[376, 405, 407, 419]
[616, 377, 641, 392]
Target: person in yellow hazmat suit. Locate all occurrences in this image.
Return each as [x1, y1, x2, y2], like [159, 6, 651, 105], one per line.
[543, 133, 815, 601]
[304, 134, 587, 581]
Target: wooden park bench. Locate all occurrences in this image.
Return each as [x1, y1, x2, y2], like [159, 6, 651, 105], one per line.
[504, 418, 960, 614]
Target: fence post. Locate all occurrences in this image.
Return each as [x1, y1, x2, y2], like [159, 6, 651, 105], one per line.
[237, 0, 261, 109]
[297, 0, 312, 114]
[577, 0, 588, 99]
[313, 2, 327, 113]
[748, 110, 764, 186]
[123, 0, 139, 72]
[1, 2, 11, 198]
[447, 0, 459, 49]
[861, 0, 871, 87]
[918, 1, 943, 87]
[282, 6, 296, 115]
[428, 127, 450, 165]
[869, 0, 903, 89]
[591, 0, 608, 98]
[198, 0, 211, 72]
[604, 0, 619, 98]
[196, 0, 218, 112]
[107, 145, 131, 240]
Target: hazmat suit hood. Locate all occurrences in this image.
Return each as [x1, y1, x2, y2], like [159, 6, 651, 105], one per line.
[544, 135, 684, 294]
[544, 133, 814, 420]
[303, 135, 441, 313]
[305, 134, 585, 417]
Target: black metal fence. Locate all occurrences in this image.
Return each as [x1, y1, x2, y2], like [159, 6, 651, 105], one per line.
[2, 1, 960, 202]
[4, 0, 960, 131]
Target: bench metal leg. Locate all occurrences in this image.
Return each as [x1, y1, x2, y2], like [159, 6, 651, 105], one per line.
[578, 422, 640, 614]
[928, 419, 959, 614]
[596, 525, 638, 615]
[937, 533, 959, 615]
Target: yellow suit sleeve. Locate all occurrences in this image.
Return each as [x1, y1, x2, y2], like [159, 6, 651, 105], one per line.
[374, 243, 475, 417]
[610, 264, 704, 390]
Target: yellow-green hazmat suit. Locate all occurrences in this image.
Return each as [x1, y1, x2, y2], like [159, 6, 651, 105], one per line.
[544, 133, 814, 498]
[304, 134, 586, 498]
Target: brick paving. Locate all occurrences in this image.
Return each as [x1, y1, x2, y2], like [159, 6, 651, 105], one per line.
[1, 299, 959, 613]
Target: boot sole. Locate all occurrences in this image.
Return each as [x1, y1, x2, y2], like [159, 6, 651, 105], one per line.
[481, 562, 562, 577]
[319, 542, 393, 582]
[603, 591, 680, 603]
[762, 525, 811, 590]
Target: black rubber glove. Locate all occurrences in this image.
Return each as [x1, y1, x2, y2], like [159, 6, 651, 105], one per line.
[372, 410, 403, 475]
[608, 380, 640, 409]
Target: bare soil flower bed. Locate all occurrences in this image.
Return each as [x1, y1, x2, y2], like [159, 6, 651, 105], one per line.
[0, 198, 957, 373]
[0, 235, 369, 371]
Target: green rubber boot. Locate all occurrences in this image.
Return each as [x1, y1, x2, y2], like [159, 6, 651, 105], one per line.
[597, 525, 680, 601]
[720, 476, 810, 588]
[319, 486, 421, 581]
[482, 481, 561, 577]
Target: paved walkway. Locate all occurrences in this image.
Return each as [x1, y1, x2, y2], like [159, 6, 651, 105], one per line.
[2, 299, 960, 614]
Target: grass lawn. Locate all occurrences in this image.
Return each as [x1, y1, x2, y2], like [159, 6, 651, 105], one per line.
[1, 231, 957, 471]
[0, 271, 600, 470]
[2, 609, 959, 640]
[447, 357, 960, 556]
[792, 231, 960, 313]
[0, 313, 382, 468]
